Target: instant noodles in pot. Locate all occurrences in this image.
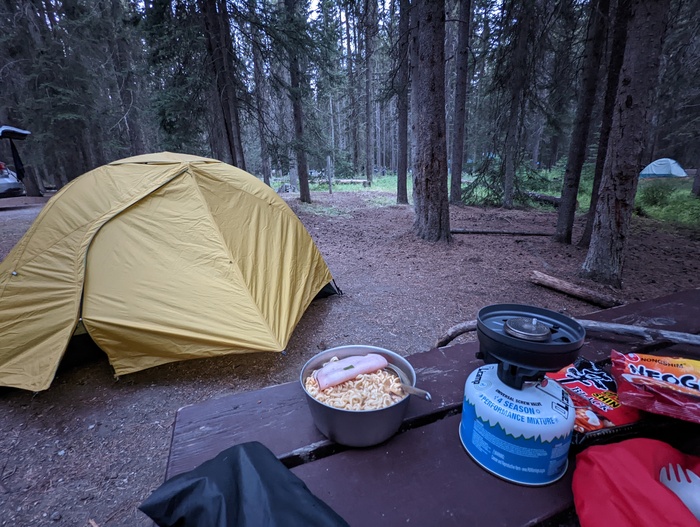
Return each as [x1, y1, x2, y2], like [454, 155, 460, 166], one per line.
[300, 345, 417, 447]
[459, 304, 585, 486]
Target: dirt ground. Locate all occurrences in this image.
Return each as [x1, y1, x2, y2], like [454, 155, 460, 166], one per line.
[0, 190, 698, 526]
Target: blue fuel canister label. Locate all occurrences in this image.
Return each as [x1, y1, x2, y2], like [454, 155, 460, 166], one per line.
[459, 364, 574, 486]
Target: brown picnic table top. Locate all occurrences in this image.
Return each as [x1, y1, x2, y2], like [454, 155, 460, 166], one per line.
[165, 289, 700, 526]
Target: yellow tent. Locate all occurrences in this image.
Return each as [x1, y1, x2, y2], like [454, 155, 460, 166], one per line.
[0, 152, 336, 391]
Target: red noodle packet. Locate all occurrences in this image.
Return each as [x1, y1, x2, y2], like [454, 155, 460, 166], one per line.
[547, 357, 640, 436]
[611, 350, 700, 424]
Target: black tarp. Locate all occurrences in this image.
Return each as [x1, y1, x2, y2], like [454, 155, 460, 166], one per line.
[139, 441, 349, 527]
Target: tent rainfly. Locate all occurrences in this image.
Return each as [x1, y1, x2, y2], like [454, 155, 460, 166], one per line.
[0, 152, 338, 391]
[639, 158, 688, 178]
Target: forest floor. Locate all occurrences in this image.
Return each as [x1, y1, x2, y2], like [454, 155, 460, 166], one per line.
[0, 190, 699, 526]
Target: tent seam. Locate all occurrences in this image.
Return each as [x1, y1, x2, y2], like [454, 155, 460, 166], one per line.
[188, 172, 285, 350]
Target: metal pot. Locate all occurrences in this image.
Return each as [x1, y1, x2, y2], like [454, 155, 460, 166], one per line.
[299, 345, 415, 447]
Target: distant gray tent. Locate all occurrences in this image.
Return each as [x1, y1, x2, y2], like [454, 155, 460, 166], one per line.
[640, 158, 688, 178]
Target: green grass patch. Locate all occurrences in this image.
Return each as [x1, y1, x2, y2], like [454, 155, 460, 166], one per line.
[636, 178, 700, 229]
[309, 171, 411, 196]
[307, 167, 700, 231]
[293, 202, 348, 217]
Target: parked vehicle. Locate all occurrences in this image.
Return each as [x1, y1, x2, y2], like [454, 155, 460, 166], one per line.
[0, 161, 26, 198]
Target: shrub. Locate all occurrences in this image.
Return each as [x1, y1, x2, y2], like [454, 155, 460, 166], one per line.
[633, 179, 700, 230]
[637, 181, 675, 207]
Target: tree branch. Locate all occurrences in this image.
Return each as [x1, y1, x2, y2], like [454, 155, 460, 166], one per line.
[436, 318, 700, 351]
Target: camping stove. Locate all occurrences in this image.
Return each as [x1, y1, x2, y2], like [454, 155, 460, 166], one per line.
[459, 304, 585, 485]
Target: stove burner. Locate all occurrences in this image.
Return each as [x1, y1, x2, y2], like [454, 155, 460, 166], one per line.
[504, 317, 551, 342]
[475, 304, 585, 389]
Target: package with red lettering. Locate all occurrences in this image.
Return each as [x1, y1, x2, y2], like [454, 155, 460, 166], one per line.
[611, 350, 700, 424]
[547, 357, 641, 445]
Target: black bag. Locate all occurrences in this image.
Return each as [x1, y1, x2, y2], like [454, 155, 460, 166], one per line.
[139, 441, 349, 527]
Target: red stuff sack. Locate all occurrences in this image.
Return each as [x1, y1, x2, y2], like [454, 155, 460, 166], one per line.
[573, 438, 700, 527]
[611, 350, 700, 424]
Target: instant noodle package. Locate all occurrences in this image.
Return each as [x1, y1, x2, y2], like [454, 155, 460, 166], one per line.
[611, 350, 700, 425]
[547, 357, 641, 448]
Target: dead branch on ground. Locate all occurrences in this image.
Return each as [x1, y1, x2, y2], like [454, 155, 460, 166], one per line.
[436, 319, 700, 350]
[451, 229, 553, 236]
[529, 270, 623, 308]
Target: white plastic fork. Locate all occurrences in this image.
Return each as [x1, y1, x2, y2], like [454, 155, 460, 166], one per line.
[659, 463, 700, 521]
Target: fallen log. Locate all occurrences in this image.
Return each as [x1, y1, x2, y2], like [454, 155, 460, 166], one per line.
[436, 318, 700, 351]
[335, 179, 371, 187]
[450, 229, 553, 236]
[529, 270, 623, 308]
[577, 319, 700, 347]
[435, 320, 478, 347]
[525, 191, 562, 208]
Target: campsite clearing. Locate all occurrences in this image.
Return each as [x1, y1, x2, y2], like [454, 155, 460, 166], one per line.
[0, 190, 699, 526]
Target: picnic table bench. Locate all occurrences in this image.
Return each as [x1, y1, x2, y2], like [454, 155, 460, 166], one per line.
[165, 289, 700, 526]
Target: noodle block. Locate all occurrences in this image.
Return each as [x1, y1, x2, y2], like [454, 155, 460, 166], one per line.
[305, 368, 405, 411]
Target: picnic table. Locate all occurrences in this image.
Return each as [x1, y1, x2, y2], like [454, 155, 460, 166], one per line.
[165, 289, 700, 526]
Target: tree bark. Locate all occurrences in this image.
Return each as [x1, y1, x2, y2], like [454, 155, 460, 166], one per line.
[364, 0, 377, 186]
[502, 1, 531, 209]
[543, 1, 577, 170]
[435, 318, 700, 349]
[691, 140, 700, 198]
[396, 0, 410, 204]
[411, 0, 451, 242]
[581, 0, 671, 287]
[555, 0, 609, 244]
[449, 0, 472, 204]
[250, 0, 271, 186]
[345, 3, 359, 174]
[285, 0, 311, 203]
[409, 0, 420, 172]
[577, 320, 700, 348]
[200, 0, 245, 169]
[529, 270, 623, 308]
[579, 0, 631, 248]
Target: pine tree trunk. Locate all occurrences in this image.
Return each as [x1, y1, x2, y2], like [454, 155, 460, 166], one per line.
[396, 0, 410, 204]
[579, 0, 631, 248]
[544, 1, 577, 170]
[581, 0, 671, 287]
[250, 0, 271, 186]
[449, 0, 472, 204]
[502, 1, 531, 209]
[200, 0, 244, 168]
[286, 0, 311, 203]
[364, 0, 376, 185]
[555, 0, 610, 244]
[412, 0, 451, 242]
[345, 7, 359, 174]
